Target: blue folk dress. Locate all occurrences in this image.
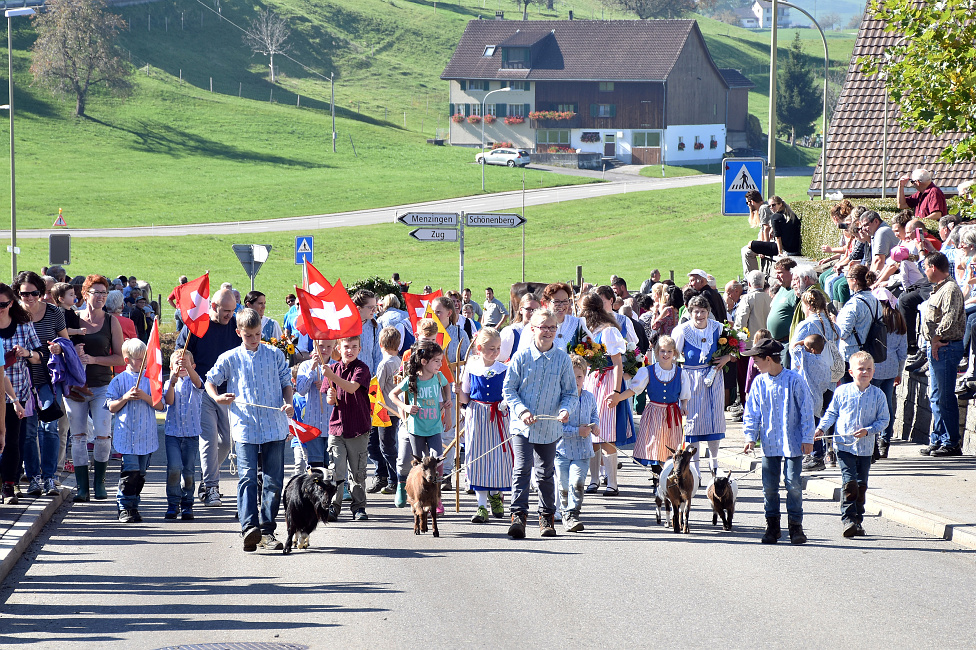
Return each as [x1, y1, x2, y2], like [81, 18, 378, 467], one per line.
[462, 360, 513, 491]
[672, 319, 726, 443]
[582, 326, 636, 446]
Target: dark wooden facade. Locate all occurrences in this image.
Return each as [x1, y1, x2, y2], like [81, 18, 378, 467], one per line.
[534, 81, 665, 130]
[726, 88, 750, 132]
[665, 31, 729, 126]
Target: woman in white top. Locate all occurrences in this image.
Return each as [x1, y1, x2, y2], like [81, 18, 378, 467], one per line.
[500, 293, 540, 362]
[515, 282, 591, 356]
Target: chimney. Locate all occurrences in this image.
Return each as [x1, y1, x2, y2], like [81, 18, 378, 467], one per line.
[568, 10, 573, 20]
[495, 10, 504, 20]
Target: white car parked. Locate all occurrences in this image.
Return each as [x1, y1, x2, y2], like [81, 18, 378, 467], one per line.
[475, 148, 531, 167]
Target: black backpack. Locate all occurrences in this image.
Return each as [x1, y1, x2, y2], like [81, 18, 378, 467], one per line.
[852, 296, 887, 363]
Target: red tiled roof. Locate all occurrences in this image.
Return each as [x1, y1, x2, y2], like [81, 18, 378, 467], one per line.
[809, 14, 976, 196]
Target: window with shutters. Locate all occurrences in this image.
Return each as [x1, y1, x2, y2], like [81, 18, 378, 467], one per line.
[557, 103, 577, 113]
[596, 104, 614, 118]
[508, 104, 525, 117]
[536, 130, 570, 145]
[471, 104, 482, 116]
[469, 80, 489, 91]
[485, 104, 496, 117]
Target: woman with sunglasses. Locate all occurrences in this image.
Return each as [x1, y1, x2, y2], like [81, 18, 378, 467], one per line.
[500, 293, 540, 363]
[15, 271, 70, 498]
[64, 275, 124, 502]
[0, 282, 41, 504]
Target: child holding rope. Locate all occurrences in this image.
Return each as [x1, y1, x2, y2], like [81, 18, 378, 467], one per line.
[459, 328, 511, 524]
[815, 351, 889, 538]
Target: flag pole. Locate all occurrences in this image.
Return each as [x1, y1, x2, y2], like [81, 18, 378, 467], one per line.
[454, 360, 461, 513]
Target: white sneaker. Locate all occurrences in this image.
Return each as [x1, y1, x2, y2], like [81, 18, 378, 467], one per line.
[259, 532, 283, 550]
[204, 486, 222, 507]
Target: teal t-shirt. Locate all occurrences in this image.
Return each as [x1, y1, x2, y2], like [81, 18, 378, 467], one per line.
[396, 372, 448, 437]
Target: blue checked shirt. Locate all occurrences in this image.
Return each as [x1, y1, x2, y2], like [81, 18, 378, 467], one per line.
[818, 382, 889, 456]
[358, 320, 383, 375]
[789, 346, 832, 416]
[164, 376, 203, 438]
[557, 389, 597, 460]
[206, 344, 292, 444]
[108, 370, 160, 455]
[295, 360, 334, 432]
[503, 340, 578, 444]
[743, 368, 814, 458]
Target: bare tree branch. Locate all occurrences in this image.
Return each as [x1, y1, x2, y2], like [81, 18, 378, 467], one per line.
[243, 9, 291, 84]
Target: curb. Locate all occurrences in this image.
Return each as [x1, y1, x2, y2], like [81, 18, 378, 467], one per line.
[0, 487, 71, 584]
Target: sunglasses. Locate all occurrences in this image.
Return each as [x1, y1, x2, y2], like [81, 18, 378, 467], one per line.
[0, 300, 11, 309]
[19, 290, 41, 297]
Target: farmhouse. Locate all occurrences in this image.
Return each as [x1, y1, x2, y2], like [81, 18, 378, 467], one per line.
[441, 19, 753, 165]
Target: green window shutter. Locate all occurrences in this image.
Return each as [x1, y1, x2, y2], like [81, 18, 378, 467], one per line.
[496, 103, 507, 117]
[465, 104, 471, 116]
[609, 104, 616, 117]
[525, 81, 531, 91]
[449, 104, 455, 116]
[502, 48, 508, 63]
[590, 104, 598, 117]
[524, 103, 530, 116]
[459, 80, 466, 91]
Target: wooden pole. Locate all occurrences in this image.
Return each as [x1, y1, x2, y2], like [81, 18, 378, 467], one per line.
[454, 360, 462, 513]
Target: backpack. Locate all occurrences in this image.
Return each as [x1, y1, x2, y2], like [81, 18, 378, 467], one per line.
[817, 317, 846, 383]
[852, 296, 888, 363]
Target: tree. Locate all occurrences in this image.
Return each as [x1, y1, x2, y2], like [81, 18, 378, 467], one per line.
[846, 13, 863, 30]
[604, 0, 697, 20]
[860, 0, 976, 163]
[243, 9, 291, 84]
[776, 32, 821, 144]
[820, 12, 841, 30]
[29, 0, 131, 118]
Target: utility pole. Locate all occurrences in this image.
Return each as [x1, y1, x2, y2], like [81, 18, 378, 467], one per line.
[331, 73, 336, 153]
[767, 0, 779, 195]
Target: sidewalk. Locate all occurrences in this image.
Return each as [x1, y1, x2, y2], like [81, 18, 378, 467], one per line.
[717, 419, 976, 549]
[0, 486, 72, 584]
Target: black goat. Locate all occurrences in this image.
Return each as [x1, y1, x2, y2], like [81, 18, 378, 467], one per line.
[283, 469, 337, 554]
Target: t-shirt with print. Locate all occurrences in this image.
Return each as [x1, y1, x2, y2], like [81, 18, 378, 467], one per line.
[872, 225, 899, 262]
[396, 372, 448, 437]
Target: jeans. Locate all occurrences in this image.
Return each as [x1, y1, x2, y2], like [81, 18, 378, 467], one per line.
[367, 417, 399, 483]
[165, 435, 199, 509]
[511, 436, 557, 516]
[117, 453, 151, 511]
[964, 305, 976, 358]
[928, 339, 964, 448]
[898, 283, 932, 352]
[28, 384, 64, 480]
[554, 455, 587, 517]
[761, 455, 804, 523]
[871, 377, 897, 443]
[1, 402, 27, 484]
[200, 391, 232, 489]
[235, 439, 285, 534]
[65, 384, 112, 466]
[810, 389, 834, 460]
[303, 434, 328, 466]
[837, 450, 871, 525]
[22, 414, 39, 479]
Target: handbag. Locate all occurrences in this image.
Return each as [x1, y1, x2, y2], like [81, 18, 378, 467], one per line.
[818, 318, 846, 383]
[31, 378, 65, 422]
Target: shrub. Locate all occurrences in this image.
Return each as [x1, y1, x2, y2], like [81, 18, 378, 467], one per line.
[348, 275, 403, 306]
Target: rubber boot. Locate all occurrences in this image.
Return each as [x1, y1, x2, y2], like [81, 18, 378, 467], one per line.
[93, 460, 109, 500]
[73, 466, 90, 502]
[761, 516, 781, 544]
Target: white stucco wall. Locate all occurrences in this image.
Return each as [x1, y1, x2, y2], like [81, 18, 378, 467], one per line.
[661, 123, 727, 165]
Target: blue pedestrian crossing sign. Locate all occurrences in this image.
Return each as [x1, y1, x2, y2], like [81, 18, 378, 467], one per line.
[295, 236, 314, 265]
[722, 158, 765, 216]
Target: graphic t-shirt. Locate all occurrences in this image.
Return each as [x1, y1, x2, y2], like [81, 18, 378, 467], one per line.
[396, 372, 449, 437]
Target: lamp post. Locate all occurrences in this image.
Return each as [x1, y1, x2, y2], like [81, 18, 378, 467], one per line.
[778, 1, 829, 200]
[481, 86, 511, 192]
[767, 0, 779, 196]
[5, 7, 34, 280]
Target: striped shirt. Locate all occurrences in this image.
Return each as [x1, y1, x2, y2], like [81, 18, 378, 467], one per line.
[818, 382, 889, 456]
[558, 389, 597, 460]
[295, 360, 334, 432]
[108, 370, 160, 455]
[164, 376, 203, 438]
[206, 344, 291, 444]
[742, 368, 814, 457]
[503, 340, 578, 444]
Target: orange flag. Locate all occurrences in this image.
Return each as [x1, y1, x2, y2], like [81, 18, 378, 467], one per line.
[426, 306, 455, 384]
[368, 377, 392, 427]
[145, 320, 164, 404]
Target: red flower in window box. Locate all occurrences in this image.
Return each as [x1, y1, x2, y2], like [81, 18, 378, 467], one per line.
[678, 142, 686, 151]
[504, 115, 525, 125]
[483, 114, 497, 125]
[710, 139, 718, 149]
[451, 114, 465, 124]
[467, 115, 482, 124]
[694, 142, 705, 150]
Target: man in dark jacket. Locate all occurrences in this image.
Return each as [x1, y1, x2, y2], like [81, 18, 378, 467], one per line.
[687, 269, 728, 323]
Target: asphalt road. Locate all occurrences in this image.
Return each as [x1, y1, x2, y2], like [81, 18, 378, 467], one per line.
[1, 443, 974, 649]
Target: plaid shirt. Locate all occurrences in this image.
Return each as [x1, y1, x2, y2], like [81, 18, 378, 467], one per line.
[3, 322, 41, 403]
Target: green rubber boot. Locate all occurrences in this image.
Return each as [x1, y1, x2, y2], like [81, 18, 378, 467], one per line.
[73, 466, 90, 502]
[92, 461, 109, 500]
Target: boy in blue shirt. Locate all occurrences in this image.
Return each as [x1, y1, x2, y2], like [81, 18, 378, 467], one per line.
[107, 339, 166, 523]
[556, 355, 599, 533]
[163, 349, 204, 521]
[816, 351, 889, 538]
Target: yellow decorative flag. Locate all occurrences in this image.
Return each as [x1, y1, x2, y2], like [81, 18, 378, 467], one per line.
[368, 376, 392, 427]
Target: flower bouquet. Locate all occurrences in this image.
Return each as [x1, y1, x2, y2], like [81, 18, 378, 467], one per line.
[703, 322, 748, 387]
[265, 333, 297, 358]
[571, 336, 609, 373]
[622, 341, 645, 377]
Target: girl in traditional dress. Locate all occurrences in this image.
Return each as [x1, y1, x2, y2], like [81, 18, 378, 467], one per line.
[459, 328, 512, 523]
[671, 295, 733, 474]
[580, 293, 635, 496]
[500, 293, 540, 362]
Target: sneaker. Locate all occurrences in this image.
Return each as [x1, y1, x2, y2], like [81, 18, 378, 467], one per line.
[440, 476, 452, 491]
[259, 533, 284, 550]
[826, 450, 837, 467]
[381, 482, 396, 495]
[508, 512, 527, 539]
[919, 444, 941, 456]
[44, 478, 59, 496]
[539, 513, 557, 537]
[470, 506, 490, 523]
[27, 476, 43, 496]
[204, 487, 222, 507]
[853, 523, 866, 536]
[164, 507, 179, 520]
[352, 509, 369, 522]
[394, 484, 408, 508]
[563, 513, 584, 533]
[932, 445, 962, 457]
[131, 509, 143, 523]
[843, 521, 858, 538]
[488, 493, 505, 518]
[118, 509, 136, 523]
[181, 509, 195, 521]
[600, 476, 607, 486]
[905, 352, 927, 372]
[242, 526, 262, 552]
[366, 476, 386, 494]
[802, 456, 826, 472]
[342, 484, 351, 502]
[198, 482, 207, 503]
[3, 483, 18, 505]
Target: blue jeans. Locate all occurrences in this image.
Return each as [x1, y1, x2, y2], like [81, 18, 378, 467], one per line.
[303, 434, 328, 466]
[511, 436, 557, 516]
[165, 435, 199, 509]
[117, 453, 151, 511]
[837, 450, 871, 525]
[761, 455, 803, 523]
[554, 454, 587, 517]
[29, 384, 64, 480]
[235, 439, 285, 534]
[871, 377, 896, 443]
[928, 339, 964, 448]
[963, 305, 976, 356]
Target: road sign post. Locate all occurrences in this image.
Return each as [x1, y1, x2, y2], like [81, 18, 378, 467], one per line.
[722, 158, 765, 216]
[232, 244, 272, 292]
[295, 236, 313, 265]
[49, 233, 70, 266]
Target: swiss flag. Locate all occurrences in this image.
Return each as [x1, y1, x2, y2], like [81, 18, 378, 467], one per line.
[303, 261, 333, 295]
[402, 290, 442, 332]
[144, 320, 164, 405]
[175, 273, 210, 339]
[296, 281, 363, 341]
[289, 419, 322, 444]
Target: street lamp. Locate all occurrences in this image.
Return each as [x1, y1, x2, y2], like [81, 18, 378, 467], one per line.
[5, 7, 34, 280]
[778, 1, 829, 201]
[481, 86, 511, 192]
[767, 0, 779, 196]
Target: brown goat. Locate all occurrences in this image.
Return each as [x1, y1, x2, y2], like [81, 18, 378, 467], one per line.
[654, 446, 699, 534]
[405, 454, 443, 537]
[707, 470, 738, 532]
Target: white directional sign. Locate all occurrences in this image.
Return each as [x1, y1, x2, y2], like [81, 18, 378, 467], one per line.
[465, 213, 526, 228]
[410, 228, 458, 242]
[397, 212, 459, 227]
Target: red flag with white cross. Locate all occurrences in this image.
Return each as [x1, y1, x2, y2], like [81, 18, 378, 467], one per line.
[145, 320, 164, 405]
[402, 290, 442, 333]
[296, 281, 362, 341]
[175, 272, 210, 339]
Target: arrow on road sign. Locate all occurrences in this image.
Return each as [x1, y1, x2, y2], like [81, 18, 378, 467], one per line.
[397, 212, 459, 227]
[464, 213, 526, 228]
[409, 228, 458, 242]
